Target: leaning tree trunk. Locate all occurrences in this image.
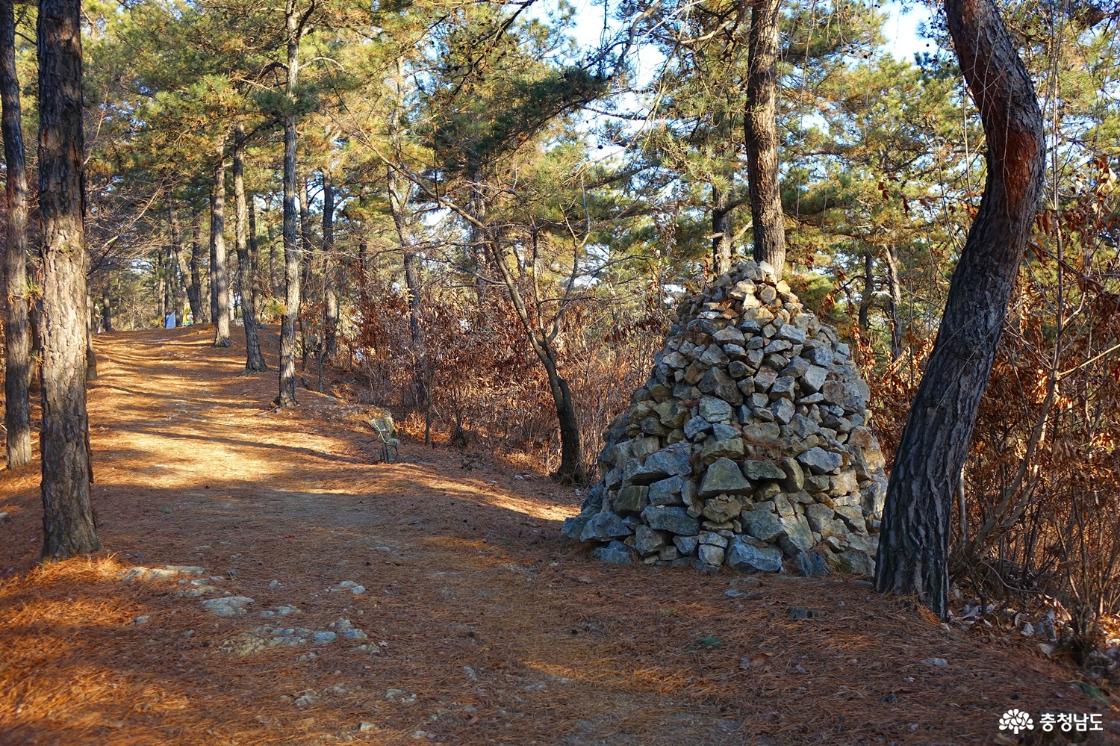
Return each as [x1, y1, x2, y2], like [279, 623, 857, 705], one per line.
[38, 0, 99, 558]
[277, 0, 304, 407]
[874, 0, 1045, 619]
[0, 0, 32, 468]
[232, 140, 266, 371]
[247, 196, 261, 311]
[211, 143, 231, 347]
[744, 0, 786, 276]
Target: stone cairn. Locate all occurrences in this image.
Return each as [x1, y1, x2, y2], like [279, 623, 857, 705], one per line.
[563, 261, 888, 575]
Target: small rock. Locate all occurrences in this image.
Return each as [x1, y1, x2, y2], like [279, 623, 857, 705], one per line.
[133, 615, 150, 625]
[921, 657, 948, 667]
[312, 630, 338, 645]
[787, 606, 823, 620]
[294, 691, 318, 708]
[202, 596, 254, 617]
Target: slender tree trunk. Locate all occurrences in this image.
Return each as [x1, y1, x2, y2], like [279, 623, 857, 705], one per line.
[858, 252, 873, 332]
[744, 0, 786, 276]
[211, 143, 231, 346]
[187, 213, 204, 323]
[322, 174, 338, 360]
[0, 0, 32, 468]
[711, 186, 733, 276]
[277, 0, 304, 407]
[299, 176, 313, 368]
[247, 195, 260, 310]
[884, 244, 904, 360]
[38, 0, 99, 558]
[874, 0, 1046, 619]
[85, 293, 96, 380]
[233, 138, 266, 371]
[168, 203, 188, 325]
[100, 291, 112, 332]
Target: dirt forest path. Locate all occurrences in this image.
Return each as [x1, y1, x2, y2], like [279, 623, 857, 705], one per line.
[0, 327, 1111, 745]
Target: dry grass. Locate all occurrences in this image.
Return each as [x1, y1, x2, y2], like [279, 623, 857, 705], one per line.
[0, 326, 1115, 745]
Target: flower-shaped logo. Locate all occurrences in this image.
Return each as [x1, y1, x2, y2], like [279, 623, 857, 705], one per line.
[999, 709, 1035, 735]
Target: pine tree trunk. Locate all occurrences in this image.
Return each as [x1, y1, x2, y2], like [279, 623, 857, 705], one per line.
[38, 0, 99, 558]
[858, 252, 873, 332]
[187, 213, 204, 323]
[874, 0, 1045, 619]
[322, 174, 338, 360]
[0, 0, 32, 468]
[277, 0, 303, 407]
[711, 186, 732, 276]
[211, 143, 231, 347]
[168, 203, 188, 325]
[744, 0, 786, 276]
[885, 245, 904, 360]
[233, 138, 266, 371]
[247, 196, 260, 311]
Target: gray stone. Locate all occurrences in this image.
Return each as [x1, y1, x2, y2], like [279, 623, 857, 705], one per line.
[780, 457, 805, 491]
[631, 442, 692, 483]
[684, 415, 711, 440]
[770, 398, 795, 424]
[793, 551, 830, 577]
[633, 525, 667, 555]
[713, 326, 745, 344]
[742, 459, 786, 481]
[741, 509, 784, 542]
[579, 512, 632, 542]
[698, 544, 726, 566]
[613, 485, 648, 514]
[801, 365, 828, 393]
[822, 379, 869, 412]
[648, 476, 685, 505]
[673, 535, 700, 555]
[699, 396, 733, 422]
[701, 494, 743, 523]
[698, 530, 730, 548]
[562, 513, 592, 541]
[699, 367, 743, 404]
[202, 596, 254, 617]
[727, 537, 783, 573]
[777, 324, 806, 343]
[592, 540, 634, 565]
[700, 436, 745, 461]
[699, 344, 730, 366]
[769, 376, 797, 399]
[642, 506, 700, 535]
[312, 630, 338, 645]
[803, 344, 833, 367]
[700, 458, 751, 497]
[798, 447, 843, 474]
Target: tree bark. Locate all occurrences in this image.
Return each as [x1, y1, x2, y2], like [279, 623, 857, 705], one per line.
[168, 203, 188, 325]
[233, 136, 266, 371]
[247, 194, 260, 310]
[322, 175, 339, 361]
[211, 142, 231, 346]
[0, 0, 32, 468]
[874, 0, 1045, 619]
[100, 291, 112, 332]
[744, 0, 786, 276]
[277, 0, 305, 407]
[711, 185, 732, 276]
[38, 0, 99, 558]
[858, 252, 873, 332]
[187, 212, 204, 323]
[884, 244, 904, 360]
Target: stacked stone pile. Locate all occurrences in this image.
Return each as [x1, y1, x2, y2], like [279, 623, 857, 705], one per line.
[563, 260, 888, 575]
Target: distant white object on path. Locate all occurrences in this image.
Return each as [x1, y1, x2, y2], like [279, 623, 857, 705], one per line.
[165, 312, 176, 329]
